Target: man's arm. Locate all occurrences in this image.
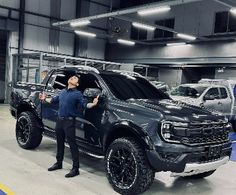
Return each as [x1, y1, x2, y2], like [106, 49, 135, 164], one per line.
[87, 95, 99, 109]
[39, 92, 59, 103]
[77, 92, 99, 109]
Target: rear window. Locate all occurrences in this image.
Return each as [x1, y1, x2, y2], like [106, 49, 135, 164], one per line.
[170, 86, 207, 98]
[101, 73, 169, 100]
[220, 88, 228, 99]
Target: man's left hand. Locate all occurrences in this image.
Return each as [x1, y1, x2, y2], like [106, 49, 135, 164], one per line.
[93, 95, 99, 106]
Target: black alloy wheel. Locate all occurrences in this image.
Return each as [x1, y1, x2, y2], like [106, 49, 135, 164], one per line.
[16, 112, 43, 149]
[108, 147, 138, 190]
[105, 137, 155, 195]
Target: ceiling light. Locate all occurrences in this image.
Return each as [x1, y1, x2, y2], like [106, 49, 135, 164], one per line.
[117, 39, 135, 46]
[75, 30, 96, 38]
[70, 20, 90, 27]
[167, 42, 186, 46]
[177, 33, 196, 40]
[132, 22, 155, 31]
[138, 6, 171, 16]
[230, 8, 236, 15]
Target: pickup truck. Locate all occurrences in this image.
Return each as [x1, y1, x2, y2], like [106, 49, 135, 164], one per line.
[10, 66, 232, 194]
[170, 80, 236, 131]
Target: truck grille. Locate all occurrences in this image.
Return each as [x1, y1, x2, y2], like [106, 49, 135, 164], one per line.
[174, 120, 230, 146]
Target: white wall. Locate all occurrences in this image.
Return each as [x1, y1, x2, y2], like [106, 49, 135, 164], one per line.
[24, 24, 50, 52]
[25, 0, 50, 16]
[60, 0, 76, 20]
[159, 68, 183, 87]
[0, 0, 107, 58]
[0, 0, 19, 9]
[215, 69, 236, 80]
[59, 31, 74, 55]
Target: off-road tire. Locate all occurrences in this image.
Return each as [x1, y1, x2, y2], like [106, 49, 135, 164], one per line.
[105, 137, 155, 195]
[16, 111, 43, 149]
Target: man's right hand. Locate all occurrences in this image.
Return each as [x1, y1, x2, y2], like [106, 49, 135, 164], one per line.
[39, 92, 46, 101]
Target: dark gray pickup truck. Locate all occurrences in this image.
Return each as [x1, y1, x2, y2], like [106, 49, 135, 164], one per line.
[10, 66, 232, 194]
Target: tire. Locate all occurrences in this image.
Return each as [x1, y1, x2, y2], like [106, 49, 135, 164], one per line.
[16, 111, 43, 149]
[105, 137, 155, 195]
[185, 170, 216, 179]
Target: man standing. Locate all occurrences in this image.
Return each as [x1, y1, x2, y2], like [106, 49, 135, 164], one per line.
[39, 75, 99, 178]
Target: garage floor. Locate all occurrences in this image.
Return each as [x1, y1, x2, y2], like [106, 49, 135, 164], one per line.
[0, 104, 236, 195]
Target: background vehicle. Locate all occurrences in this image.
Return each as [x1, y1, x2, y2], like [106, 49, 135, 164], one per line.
[170, 79, 236, 131]
[150, 80, 170, 94]
[170, 83, 231, 114]
[10, 66, 232, 194]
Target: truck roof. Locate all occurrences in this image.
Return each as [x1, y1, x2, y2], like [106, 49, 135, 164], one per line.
[62, 65, 100, 74]
[178, 83, 225, 88]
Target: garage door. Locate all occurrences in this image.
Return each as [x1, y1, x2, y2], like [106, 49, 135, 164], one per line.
[0, 30, 7, 103]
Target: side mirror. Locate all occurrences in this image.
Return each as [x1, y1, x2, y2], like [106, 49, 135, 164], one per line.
[203, 95, 215, 101]
[83, 88, 102, 98]
[8, 82, 12, 87]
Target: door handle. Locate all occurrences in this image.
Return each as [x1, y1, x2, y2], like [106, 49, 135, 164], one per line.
[218, 102, 222, 105]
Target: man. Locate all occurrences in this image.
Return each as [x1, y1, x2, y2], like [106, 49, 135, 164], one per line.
[39, 75, 99, 178]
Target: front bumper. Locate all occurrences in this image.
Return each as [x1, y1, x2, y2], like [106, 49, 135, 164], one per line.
[171, 156, 229, 176]
[146, 142, 232, 173]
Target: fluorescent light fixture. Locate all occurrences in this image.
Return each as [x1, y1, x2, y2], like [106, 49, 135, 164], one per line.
[117, 39, 135, 46]
[138, 6, 171, 16]
[75, 30, 96, 38]
[70, 20, 90, 27]
[177, 33, 196, 40]
[167, 42, 186, 46]
[132, 22, 155, 31]
[230, 8, 236, 15]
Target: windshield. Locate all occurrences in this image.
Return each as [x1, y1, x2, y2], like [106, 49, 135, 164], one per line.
[170, 86, 207, 98]
[101, 73, 169, 100]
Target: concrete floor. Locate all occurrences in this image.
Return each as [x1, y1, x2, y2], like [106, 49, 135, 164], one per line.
[0, 104, 235, 195]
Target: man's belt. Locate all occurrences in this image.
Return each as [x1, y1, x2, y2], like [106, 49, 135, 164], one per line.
[58, 116, 75, 120]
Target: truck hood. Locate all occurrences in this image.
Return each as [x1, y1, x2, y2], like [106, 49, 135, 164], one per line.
[170, 95, 201, 106]
[127, 99, 221, 122]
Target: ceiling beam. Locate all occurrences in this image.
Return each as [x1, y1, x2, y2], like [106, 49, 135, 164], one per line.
[115, 15, 178, 34]
[213, 0, 235, 8]
[53, 0, 203, 26]
[115, 15, 209, 41]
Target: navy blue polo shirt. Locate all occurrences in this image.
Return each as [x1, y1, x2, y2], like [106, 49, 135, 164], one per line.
[51, 88, 87, 118]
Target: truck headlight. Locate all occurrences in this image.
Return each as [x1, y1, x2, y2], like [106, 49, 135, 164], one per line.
[161, 122, 172, 139]
[161, 121, 189, 142]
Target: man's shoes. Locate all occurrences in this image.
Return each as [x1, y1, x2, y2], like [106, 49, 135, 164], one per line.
[65, 168, 80, 178]
[48, 162, 62, 171]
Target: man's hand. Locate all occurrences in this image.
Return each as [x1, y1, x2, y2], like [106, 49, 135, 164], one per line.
[93, 95, 99, 106]
[87, 95, 99, 109]
[39, 92, 46, 101]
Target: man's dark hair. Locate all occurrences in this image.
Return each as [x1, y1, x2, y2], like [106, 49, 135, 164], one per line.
[73, 74, 80, 84]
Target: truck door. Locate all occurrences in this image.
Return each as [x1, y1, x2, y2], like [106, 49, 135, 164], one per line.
[203, 87, 221, 112]
[75, 73, 105, 148]
[41, 70, 67, 130]
[219, 87, 231, 114]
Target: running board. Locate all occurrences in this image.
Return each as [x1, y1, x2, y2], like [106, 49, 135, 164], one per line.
[43, 129, 104, 159]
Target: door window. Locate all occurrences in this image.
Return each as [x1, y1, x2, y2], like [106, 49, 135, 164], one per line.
[77, 73, 101, 93]
[219, 88, 228, 99]
[204, 88, 220, 99]
[47, 70, 75, 90]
